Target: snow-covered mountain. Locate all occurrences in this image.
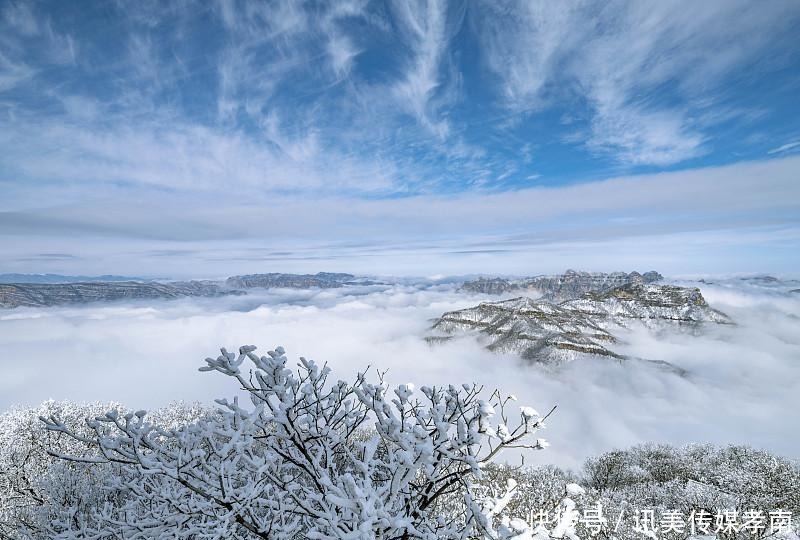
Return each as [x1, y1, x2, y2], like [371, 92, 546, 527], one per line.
[564, 282, 732, 326]
[428, 282, 732, 365]
[429, 296, 621, 362]
[459, 270, 663, 300]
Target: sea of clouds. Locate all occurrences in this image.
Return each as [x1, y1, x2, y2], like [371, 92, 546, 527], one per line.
[0, 279, 798, 469]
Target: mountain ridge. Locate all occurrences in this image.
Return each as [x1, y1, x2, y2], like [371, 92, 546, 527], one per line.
[0, 281, 242, 309]
[460, 270, 663, 300]
[0, 272, 378, 309]
[428, 282, 733, 366]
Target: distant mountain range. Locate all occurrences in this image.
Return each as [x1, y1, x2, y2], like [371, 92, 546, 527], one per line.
[699, 275, 800, 291]
[2, 269, 796, 311]
[460, 270, 663, 300]
[225, 272, 375, 289]
[428, 279, 733, 366]
[0, 281, 241, 308]
[0, 272, 375, 308]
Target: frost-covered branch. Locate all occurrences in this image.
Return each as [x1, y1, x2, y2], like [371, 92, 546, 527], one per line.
[39, 345, 553, 539]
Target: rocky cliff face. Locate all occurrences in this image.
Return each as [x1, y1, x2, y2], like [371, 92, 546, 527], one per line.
[428, 282, 732, 365]
[460, 270, 663, 300]
[0, 281, 239, 309]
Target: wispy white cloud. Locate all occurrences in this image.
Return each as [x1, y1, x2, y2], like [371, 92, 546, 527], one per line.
[1, 1, 38, 36]
[326, 33, 359, 79]
[475, 2, 576, 111]
[390, 0, 459, 139]
[768, 140, 800, 155]
[213, 0, 312, 122]
[586, 104, 704, 166]
[42, 19, 76, 65]
[474, 0, 800, 166]
[0, 114, 396, 194]
[2, 0, 797, 192]
[0, 50, 33, 92]
[322, 0, 367, 79]
[0, 2, 76, 84]
[211, 0, 371, 123]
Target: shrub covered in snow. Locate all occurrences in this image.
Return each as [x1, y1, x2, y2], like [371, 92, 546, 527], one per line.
[580, 443, 800, 540]
[479, 444, 800, 540]
[0, 400, 209, 538]
[34, 345, 553, 538]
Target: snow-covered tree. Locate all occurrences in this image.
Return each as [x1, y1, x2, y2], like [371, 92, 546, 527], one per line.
[472, 444, 800, 540]
[0, 400, 208, 539]
[477, 464, 580, 527]
[581, 443, 800, 540]
[40, 345, 554, 539]
[0, 400, 116, 539]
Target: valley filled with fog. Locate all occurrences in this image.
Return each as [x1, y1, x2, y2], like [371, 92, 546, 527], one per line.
[2, 276, 797, 469]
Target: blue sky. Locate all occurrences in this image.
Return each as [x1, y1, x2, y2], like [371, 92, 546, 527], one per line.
[1, 0, 800, 277]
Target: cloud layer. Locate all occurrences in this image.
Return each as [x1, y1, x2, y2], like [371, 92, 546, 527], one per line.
[1, 280, 797, 469]
[2, 155, 799, 277]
